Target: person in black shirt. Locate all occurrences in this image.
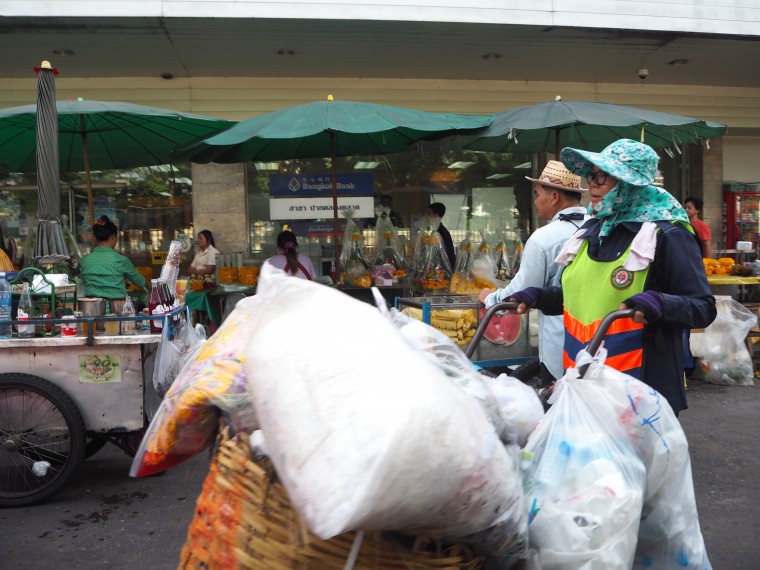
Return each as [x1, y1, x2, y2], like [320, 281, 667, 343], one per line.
[428, 202, 456, 269]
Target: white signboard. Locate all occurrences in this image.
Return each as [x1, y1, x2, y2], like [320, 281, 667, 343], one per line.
[269, 197, 375, 220]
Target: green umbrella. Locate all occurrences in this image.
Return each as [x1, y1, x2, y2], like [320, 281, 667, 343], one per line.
[176, 95, 493, 271]
[465, 96, 727, 156]
[0, 98, 236, 226]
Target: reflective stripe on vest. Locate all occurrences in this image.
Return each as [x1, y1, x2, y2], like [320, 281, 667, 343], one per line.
[561, 238, 650, 378]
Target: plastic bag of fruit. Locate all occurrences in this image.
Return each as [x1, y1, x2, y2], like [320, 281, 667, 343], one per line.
[371, 206, 409, 279]
[339, 209, 372, 287]
[413, 217, 453, 293]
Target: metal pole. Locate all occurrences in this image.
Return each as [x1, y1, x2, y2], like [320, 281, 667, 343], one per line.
[330, 131, 340, 278]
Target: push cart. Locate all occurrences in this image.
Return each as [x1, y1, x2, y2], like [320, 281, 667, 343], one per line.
[0, 306, 185, 507]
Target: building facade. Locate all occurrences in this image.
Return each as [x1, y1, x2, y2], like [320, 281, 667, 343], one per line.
[1, 1, 759, 265]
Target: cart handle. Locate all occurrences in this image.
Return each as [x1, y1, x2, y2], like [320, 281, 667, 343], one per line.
[577, 308, 636, 378]
[464, 301, 518, 359]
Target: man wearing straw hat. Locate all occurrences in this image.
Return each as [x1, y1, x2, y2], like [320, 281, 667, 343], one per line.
[478, 160, 589, 385]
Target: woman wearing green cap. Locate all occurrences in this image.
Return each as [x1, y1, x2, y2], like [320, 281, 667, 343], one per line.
[507, 139, 716, 415]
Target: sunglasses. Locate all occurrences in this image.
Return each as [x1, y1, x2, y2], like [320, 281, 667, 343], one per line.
[586, 171, 610, 185]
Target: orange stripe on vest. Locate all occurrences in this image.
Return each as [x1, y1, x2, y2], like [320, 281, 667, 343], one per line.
[564, 348, 643, 372]
[564, 313, 644, 344]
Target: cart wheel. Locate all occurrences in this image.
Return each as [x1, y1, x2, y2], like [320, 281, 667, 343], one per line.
[0, 373, 87, 507]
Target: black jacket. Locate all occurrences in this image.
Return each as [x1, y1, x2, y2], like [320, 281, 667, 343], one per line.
[537, 219, 716, 414]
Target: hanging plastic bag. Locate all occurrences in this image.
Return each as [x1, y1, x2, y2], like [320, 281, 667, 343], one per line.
[700, 298, 757, 385]
[339, 208, 372, 287]
[413, 216, 453, 293]
[521, 351, 648, 569]
[450, 231, 480, 294]
[511, 238, 524, 275]
[494, 234, 513, 281]
[581, 359, 712, 570]
[131, 296, 260, 477]
[371, 206, 409, 280]
[152, 307, 207, 397]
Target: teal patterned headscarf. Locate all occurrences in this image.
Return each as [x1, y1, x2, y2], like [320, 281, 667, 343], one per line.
[560, 139, 688, 238]
[589, 181, 688, 238]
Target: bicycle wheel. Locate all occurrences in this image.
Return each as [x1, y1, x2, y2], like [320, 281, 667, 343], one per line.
[0, 373, 86, 507]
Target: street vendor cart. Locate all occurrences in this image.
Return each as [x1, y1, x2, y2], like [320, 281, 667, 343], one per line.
[0, 307, 184, 507]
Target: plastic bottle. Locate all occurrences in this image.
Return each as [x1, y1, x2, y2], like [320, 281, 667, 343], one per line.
[120, 294, 136, 335]
[17, 282, 36, 338]
[0, 272, 11, 339]
[149, 279, 165, 334]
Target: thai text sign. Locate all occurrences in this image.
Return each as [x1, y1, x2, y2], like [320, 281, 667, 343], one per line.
[269, 197, 374, 220]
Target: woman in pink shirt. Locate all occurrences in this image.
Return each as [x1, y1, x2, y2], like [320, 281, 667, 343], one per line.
[267, 230, 316, 280]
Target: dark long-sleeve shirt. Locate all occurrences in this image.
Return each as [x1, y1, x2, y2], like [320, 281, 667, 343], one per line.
[537, 219, 716, 414]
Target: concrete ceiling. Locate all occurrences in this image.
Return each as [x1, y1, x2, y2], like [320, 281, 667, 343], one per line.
[1, 17, 759, 87]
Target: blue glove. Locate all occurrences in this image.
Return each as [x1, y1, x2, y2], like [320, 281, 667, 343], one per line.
[509, 287, 543, 309]
[623, 290, 664, 322]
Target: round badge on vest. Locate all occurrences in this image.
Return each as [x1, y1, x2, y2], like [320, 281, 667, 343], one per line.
[610, 266, 634, 289]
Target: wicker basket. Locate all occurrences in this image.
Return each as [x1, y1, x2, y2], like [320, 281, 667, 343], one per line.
[179, 429, 486, 569]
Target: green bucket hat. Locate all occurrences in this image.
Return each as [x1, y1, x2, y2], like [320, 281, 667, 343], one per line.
[560, 139, 658, 187]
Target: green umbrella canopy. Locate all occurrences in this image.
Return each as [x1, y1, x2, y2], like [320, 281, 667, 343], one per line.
[464, 97, 727, 156]
[0, 98, 237, 173]
[176, 96, 492, 273]
[0, 98, 236, 227]
[175, 97, 492, 163]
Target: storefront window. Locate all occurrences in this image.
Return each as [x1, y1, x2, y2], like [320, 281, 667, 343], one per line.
[0, 163, 194, 275]
[246, 141, 532, 274]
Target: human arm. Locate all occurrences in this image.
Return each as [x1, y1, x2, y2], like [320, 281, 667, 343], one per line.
[189, 264, 216, 276]
[481, 235, 562, 311]
[121, 258, 147, 289]
[189, 250, 217, 276]
[633, 223, 716, 328]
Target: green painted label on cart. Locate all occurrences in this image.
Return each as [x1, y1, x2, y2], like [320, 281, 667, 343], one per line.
[78, 354, 121, 383]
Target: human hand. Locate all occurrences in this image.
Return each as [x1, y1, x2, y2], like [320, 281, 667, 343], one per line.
[621, 290, 664, 323]
[477, 288, 496, 303]
[509, 287, 542, 314]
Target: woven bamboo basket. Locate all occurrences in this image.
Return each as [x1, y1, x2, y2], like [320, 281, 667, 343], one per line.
[179, 429, 486, 569]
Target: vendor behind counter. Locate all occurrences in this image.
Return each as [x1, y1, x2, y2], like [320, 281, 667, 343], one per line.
[79, 215, 147, 310]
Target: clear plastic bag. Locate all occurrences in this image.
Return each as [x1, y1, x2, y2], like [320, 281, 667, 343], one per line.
[131, 297, 260, 477]
[339, 209, 372, 287]
[700, 298, 757, 385]
[526, 349, 712, 570]
[412, 217, 453, 293]
[152, 308, 207, 397]
[371, 207, 409, 279]
[494, 236, 513, 281]
[522, 353, 648, 569]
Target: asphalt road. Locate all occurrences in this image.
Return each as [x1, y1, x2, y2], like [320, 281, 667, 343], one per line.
[1, 378, 757, 569]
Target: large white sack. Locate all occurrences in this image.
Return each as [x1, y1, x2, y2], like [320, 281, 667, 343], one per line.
[245, 263, 527, 548]
[574, 353, 712, 570]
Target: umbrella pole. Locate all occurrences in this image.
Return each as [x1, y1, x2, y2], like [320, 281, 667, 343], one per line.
[554, 126, 561, 158]
[330, 131, 340, 280]
[80, 116, 95, 228]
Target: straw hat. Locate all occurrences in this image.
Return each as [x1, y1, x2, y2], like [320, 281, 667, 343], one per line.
[560, 139, 658, 187]
[525, 160, 585, 193]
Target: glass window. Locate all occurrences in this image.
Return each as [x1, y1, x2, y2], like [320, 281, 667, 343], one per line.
[0, 164, 194, 275]
[246, 140, 532, 274]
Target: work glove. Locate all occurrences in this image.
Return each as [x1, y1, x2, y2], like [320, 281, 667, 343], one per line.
[509, 287, 543, 309]
[623, 290, 664, 323]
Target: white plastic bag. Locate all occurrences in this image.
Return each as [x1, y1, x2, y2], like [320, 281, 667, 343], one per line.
[484, 374, 544, 447]
[152, 307, 206, 397]
[700, 298, 757, 385]
[522, 353, 648, 569]
[245, 263, 527, 552]
[570, 351, 712, 570]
